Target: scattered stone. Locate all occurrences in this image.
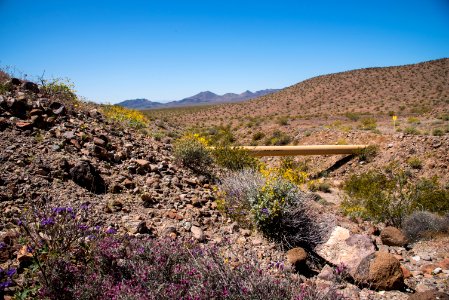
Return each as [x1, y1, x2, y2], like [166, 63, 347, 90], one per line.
[381, 226, 407, 247]
[69, 160, 106, 194]
[354, 251, 404, 291]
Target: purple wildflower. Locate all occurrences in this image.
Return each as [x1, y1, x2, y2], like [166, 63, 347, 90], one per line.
[6, 268, 16, 277]
[261, 208, 269, 215]
[41, 217, 55, 226]
[78, 224, 89, 231]
[106, 228, 117, 234]
[0, 242, 6, 250]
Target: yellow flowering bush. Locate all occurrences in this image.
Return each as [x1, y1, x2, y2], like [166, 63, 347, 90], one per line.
[101, 105, 149, 128]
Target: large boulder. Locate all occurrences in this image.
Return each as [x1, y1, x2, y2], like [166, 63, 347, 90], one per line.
[69, 160, 106, 194]
[380, 226, 407, 247]
[316, 226, 375, 275]
[354, 251, 404, 291]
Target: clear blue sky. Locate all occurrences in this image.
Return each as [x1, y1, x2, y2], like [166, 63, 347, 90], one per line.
[1, 0, 448, 103]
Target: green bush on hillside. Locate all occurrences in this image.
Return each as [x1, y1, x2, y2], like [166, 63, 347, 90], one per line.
[342, 168, 449, 227]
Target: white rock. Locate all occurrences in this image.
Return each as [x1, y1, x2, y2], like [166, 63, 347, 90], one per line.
[411, 255, 421, 262]
[316, 226, 375, 276]
[191, 226, 205, 242]
[432, 267, 442, 275]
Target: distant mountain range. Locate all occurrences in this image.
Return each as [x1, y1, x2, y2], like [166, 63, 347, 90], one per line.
[117, 89, 280, 110]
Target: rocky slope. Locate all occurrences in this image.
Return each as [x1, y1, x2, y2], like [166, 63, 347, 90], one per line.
[1, 75, 448, 299]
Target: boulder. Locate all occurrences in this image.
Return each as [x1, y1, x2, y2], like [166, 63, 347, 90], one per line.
[354, 251, 404, 291]
[316, 226, 375, 275]
[23, 81, 40, 93]
[69, 160, 106, 194]
[286, 247, 307, 268]
[380, 226, 407, 247]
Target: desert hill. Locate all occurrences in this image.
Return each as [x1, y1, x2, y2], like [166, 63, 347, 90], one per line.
[167, 58, 448, 127]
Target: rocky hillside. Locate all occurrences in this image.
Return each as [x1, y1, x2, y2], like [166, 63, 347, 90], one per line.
[1, 73, 449, 299]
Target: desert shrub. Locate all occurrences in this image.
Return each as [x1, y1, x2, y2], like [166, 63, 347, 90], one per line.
[403, 126, 420, 135]
[264, 130, 291, 146]
[277, 116, 289, 126]
[102, 104, 149, 128]
[359, 117, 377, 130]
[342, 168, 449, 227]
[344, 112, 360, 121]
[388, 111, 396, 117]
[252, 177, 300, 236]
[41, 78, 78, 103]
[407, 117, 420, 124]
[202, 125, 235, 145]
[308, 180, 331, 193]
[173, 133, 213, 174]
[439, 113, 449, 121]
[212, 145, 259, 171]
[432, 128, 444, 136]
[217, 169, 264, 228]
[252, 131, 265, 141]
[354, 145, 378, 162]
[407, 156, 423, 169]
[402, 211, 449, 242]
[218, 170, 325, 248]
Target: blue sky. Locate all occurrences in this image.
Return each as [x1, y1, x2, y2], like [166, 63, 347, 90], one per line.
[1, 0, 448, 103]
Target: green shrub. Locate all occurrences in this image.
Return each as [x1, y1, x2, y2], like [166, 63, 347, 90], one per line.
[354, 145, 378, 162]
[345, 112, 360, 121]
[407, 117, 420, 124]
[438, 113, 449, 121]
[264, 130, 291, 146]
[173, 134, 213, 174]
[404, 126, 420, 135]
[277, 116, 289, 126]
[252, 131, 265, 141]
[359, 117, 377, 130]
[308, 180, 331, 193]
[432, 128, 444, 136]
[407, 156, 423, 169]
[212, 145, 259, 171]
[342, 169, 449, 227]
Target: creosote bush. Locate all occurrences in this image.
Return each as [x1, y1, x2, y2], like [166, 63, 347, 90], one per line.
[342, 168, 449, 227]
[212, 145, 259, 171]
[173, 133, 213, 174]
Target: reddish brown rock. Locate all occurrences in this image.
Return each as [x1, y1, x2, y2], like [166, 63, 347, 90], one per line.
[354, 251, 404, 290]
[380, 226, 407, 247]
